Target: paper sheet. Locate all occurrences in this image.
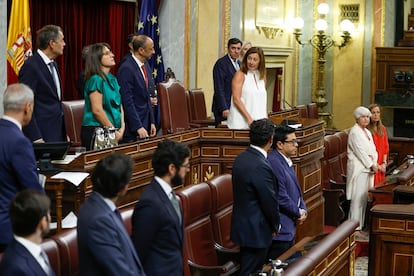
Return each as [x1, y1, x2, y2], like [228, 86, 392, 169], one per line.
[288, 123, 303, 129]
[51, 172, 89, 186]
[51, 153, 81, 165]
[50, 211, 78, 229]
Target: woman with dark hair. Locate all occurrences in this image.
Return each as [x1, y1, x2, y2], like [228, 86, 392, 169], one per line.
[227, 47, 267, 129]
[368, 104, 389, 186]
[81, 43, 125, 150]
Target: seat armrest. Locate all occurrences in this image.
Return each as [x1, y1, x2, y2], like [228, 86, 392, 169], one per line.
[215, 243, 240, 265]
[188, 260, 239, 275]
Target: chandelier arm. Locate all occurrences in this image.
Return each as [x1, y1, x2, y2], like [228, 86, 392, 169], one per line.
[293, 31, 309, 46]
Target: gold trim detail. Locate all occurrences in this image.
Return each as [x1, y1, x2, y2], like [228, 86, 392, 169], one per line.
[204, 166, 215, 181]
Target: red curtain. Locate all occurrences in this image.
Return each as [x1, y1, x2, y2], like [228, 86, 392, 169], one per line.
[26, 0, 135, 100]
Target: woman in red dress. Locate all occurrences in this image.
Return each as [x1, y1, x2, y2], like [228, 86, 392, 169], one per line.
[368, 104, 389, 186]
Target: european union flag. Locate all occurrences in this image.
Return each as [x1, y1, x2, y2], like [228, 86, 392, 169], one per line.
[137, 0, 165, 84]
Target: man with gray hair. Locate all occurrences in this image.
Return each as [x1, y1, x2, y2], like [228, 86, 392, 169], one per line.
[19, 24, 67, 142]
[0, 83, 44, 252]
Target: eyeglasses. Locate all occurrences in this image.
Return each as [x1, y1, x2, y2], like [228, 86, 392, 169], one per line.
[284, 139, 298, 145]
[181, 163, 190, 169]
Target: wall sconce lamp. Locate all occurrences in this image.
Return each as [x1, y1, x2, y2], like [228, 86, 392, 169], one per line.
[292, 3, 355, 124]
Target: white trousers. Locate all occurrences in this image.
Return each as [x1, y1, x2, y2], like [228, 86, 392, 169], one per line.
[348, 172, 370, 230]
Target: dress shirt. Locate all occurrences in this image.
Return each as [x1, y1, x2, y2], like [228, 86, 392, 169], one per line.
[96, 192, 117, 212]
[2, 115, 22, 130]
[131, 54, 147, 83]
[14, 236, 51, 275]
[250, 144, 268, 158]
[227, 54, 239, 70]
[37, 49, 61, 100]
[154, 176, 173, 199]
[278, 150, 293, 167]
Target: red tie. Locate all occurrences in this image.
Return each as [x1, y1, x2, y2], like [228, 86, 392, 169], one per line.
[141, 64, 148, 88]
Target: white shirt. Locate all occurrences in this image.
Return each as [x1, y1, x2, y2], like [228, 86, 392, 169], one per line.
[250, 145, 268, 158]
[96, 192, 117, 212]
[227, 54, 239, 70]
[131, 54, 147, 81]
[37, 49, 61, 100]
[2, 115, 22, 130]
[14, 236, 50, 274]
[154, 176, 174, 199]
[279, 150, 293, 167]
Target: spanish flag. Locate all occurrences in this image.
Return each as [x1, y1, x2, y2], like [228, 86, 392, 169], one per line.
[7, 0, 32, 84]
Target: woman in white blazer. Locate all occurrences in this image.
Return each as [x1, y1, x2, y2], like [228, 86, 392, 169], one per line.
[346, 106, 378, 231]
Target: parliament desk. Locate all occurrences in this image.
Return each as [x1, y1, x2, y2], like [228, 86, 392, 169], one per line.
[369, 204, 414, 276]
[47, 114, 325, 241]
[393, 185, 414, 203]
[44, 177, 65, 233]
[369, 162, 414, 206]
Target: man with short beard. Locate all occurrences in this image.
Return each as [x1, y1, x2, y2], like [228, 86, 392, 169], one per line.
[131, 139, 190, 275]
[0, 190, 54, 275]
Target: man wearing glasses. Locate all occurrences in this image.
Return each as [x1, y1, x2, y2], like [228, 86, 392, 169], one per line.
[267, 125, 307, 260]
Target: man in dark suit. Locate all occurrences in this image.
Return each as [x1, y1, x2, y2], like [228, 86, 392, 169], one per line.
[212, 37, 242, 126]
[77, 153, 145, 276]
[19, 24, 66, 142]
[267, 126, 307, 260]
[0, 84, 44, 252]
[0, 189, 54, 276]
[231, 119, 280, 276]
[117, 34, 157, 142]
[131, 139, 190, 275]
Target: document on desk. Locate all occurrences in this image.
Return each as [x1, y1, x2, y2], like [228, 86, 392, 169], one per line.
[51, 172, 89, 186]
[50, 211, 77, 229]
[288, 123, 303, 129]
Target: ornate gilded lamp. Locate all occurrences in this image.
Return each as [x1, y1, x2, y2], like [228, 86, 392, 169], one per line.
[293, 3, 354, 125]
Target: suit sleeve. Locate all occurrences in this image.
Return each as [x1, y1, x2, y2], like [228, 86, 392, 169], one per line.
[131, 200, 160, 262]
[269, 160, 301, 219]
[87, 216, 138, 276]
[12, 137, 42, 190]
[254, 163, 280, 232]
[117, 65, 144, 131]
[19, 65, 42, 141]
[146, 65, 155, 125]
[213, 61, 229, 113]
